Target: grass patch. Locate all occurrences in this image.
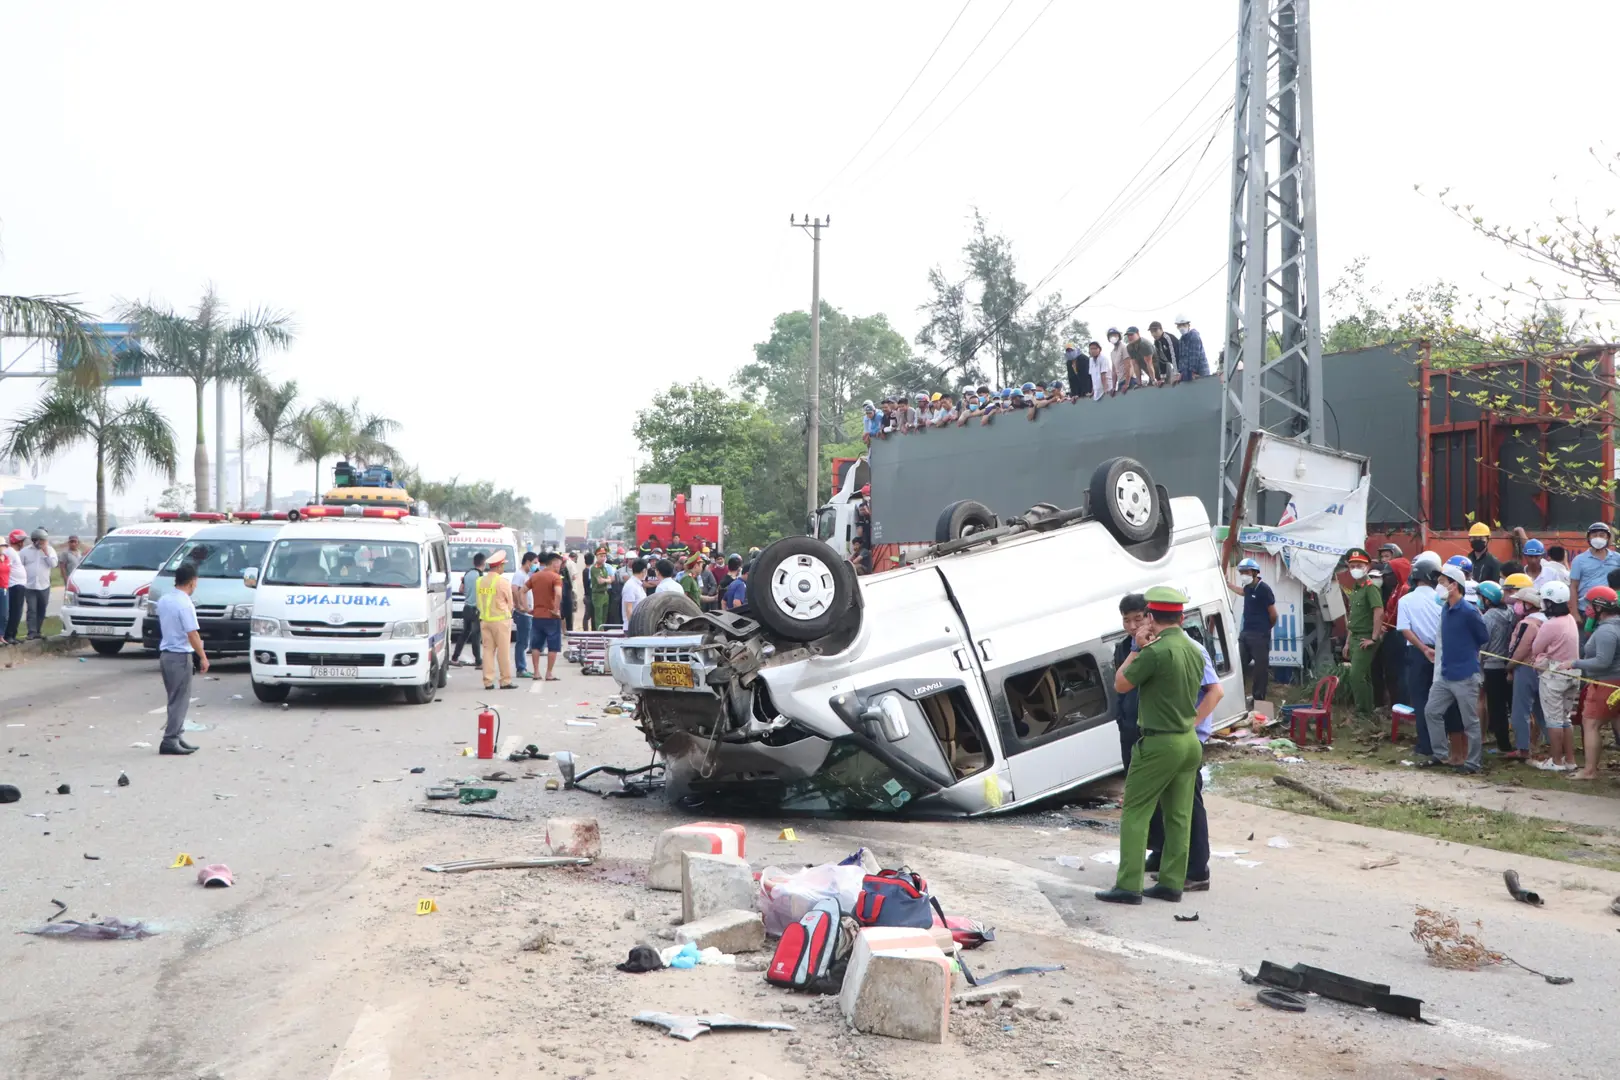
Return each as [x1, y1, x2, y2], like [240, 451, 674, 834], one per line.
[1256, 783, 1620, 872]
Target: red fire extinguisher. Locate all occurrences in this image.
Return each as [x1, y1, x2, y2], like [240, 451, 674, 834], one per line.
[477, 703, 500, 760]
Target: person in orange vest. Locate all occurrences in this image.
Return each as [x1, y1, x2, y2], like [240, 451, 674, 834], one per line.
[476, 550, 517, 690]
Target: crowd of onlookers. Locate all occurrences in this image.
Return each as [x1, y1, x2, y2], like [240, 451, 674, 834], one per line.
[0, 528, 85, 645]
[862, 317, 1210, 442]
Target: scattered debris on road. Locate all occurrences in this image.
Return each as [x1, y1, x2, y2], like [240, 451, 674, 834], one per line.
[83, 853, 99, 860]
[197, 864, 233, 887]
[631, 1012, 795, 1041]
[23, 917, 156, 941]
[1256, 988, 1307, 1012]
[416, 806, 525, 822]
[46, 898, 67, 922]
[1360, 855, 1399, 870]
[1242, 961, 1425, 1021]
[116, 771, 129, 787]
[1412, 906, 1573, 984]
[0, 784, 20, 803]
[1503, 869, 1544, 906]
[55, 783, 69, 795]
[1267, 836, 1292, 849]
[1174, 913, 1199, 922]
[1271, 773, 1350, 812]
[423, 857, 591, 873]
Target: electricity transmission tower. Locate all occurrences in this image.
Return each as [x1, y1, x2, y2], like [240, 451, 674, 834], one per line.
[1218, 0, 1323, 519]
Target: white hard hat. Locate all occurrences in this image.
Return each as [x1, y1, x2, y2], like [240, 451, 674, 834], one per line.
[1175, 314, 1191, 325]
[1540, 580, 1571, 605]
[1515, 586, 1542, 607]
[1412, 550, 1443, 573]
[1439, 563, 1467, 586]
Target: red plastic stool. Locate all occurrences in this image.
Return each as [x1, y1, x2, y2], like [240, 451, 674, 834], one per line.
[1390, 703, 1415, 741]
[1289, 676, 1338, 744]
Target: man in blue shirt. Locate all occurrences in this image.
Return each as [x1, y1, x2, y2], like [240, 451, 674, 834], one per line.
[156, 562, 209, 756]
[1568, 522, 1620, 618]
[1232, 558, 1277, 701]
[1422, 564, 1489, 773]
[724, 561, 749, 612]
[1174, 316, 1208, 380]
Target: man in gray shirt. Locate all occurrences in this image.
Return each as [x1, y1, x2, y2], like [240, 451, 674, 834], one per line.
[58, 535, 84, 582]
[155, 562, 208, 756]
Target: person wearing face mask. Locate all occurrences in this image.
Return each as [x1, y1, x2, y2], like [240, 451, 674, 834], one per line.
[1504, 578, 1547, 762]
[1465, 523, 1501, 582]
[1397, 552, 1444, 757]
[1230, 558, 1276, 702]
[1107, 328, 1132, 394]
[1569, 522, 1620, 622]
[1478, 581, 1515, 754]
[1531, 579, 1580, 771]
[1421, 563, 1489, 773]
[1342, 548, 1384, 714]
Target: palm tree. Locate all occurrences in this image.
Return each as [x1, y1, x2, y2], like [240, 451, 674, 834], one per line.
[322, 398, 399, 466]
[2, 385, 177, 537]
[246, 376, 300, 511]
[285, 406, 342, 497]
[120, 286, 293, 512]
[0, 294, 116, 390]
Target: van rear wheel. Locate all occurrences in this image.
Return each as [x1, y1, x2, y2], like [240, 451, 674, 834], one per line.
[935, 499, 997, 543]
[1089, 456, 1160, 544]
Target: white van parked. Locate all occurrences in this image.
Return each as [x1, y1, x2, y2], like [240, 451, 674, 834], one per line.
[245, 507, 453, 705]
[446, 522, 521, 636]
[62, 514, 224, 655]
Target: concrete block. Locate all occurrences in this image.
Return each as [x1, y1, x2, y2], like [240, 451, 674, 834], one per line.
[681, 851, 756, 923]
[543, 817, 601, 859]
[673, 908, 766, 954]
[648, 821, 747, 891]
[839, 929, 951, 1043]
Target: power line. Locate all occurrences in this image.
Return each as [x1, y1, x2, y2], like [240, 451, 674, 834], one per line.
[902, 0, 1059, 161]
[845, 0, 1020, 191]
[806, 0, 976, 206]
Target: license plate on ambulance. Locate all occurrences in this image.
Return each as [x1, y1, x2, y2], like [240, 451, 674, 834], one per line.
[650, 662, 695, 689]
[311, 666, 359, 678]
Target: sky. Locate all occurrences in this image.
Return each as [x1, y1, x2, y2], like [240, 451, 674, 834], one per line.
[2, 1, 1617, 525]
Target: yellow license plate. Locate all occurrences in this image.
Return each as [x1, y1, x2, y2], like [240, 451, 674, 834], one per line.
[651, 662, 695, 689]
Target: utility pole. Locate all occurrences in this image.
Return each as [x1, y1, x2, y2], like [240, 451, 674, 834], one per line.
[791, 214, 830, 518]
[215, 378, 227, 511]
[1218, 0, 1323, 520]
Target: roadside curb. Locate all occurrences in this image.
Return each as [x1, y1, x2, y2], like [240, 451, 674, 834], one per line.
[1, 634, 93, 669]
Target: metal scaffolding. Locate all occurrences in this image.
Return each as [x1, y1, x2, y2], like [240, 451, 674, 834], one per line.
[1219, 0, 1323, 520]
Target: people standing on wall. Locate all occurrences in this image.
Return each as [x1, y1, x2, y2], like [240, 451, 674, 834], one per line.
[1173, 316, 1208, 381]
[1148, 321, 1179, 384]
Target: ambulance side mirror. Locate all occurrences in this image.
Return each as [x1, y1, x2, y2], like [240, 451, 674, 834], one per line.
[242, 566, 258, 589]
[428, 571, 448, 590]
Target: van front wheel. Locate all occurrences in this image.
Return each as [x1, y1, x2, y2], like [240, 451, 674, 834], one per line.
[252, 681, 291, 704]
[403, 666, 438, 705]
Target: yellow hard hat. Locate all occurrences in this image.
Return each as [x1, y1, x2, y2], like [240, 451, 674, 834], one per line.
[1468, 522, 1490, 538]
[1502, 572, 1534, 589]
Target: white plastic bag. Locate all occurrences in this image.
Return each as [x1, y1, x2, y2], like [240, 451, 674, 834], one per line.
[758, 862, 867, 937]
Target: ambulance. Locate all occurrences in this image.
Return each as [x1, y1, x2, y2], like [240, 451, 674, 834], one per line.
[244, 505, 453, 704]
[62, 513, 224, 655]
[445, 521, 521, 637]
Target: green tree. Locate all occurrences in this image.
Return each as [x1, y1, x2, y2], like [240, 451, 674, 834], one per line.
[736, 304, 917, 442]
[120, 287, 293, 511]
[285, 406, 343, 495]
[321, 398, 399, 466]
[2, 385, 177, 537]
[916, 210, 1084, 388]
[0, 293, 117, 390]
[246, 377, 300, 511]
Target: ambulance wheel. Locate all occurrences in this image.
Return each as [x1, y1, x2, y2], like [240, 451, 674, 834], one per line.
[403, 671, 437, 705]
[1089, 456, 1160, 544]
[90, 639, 125, 656]
[748, 536, 853, 643]
[252, 681, 290, 704]
[628, 591, 701, 637]
[935, 499, 997, 543]
[435, 657, 449, 688]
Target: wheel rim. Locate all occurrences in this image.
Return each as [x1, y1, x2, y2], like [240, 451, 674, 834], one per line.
[769, 553, 838, 621]
[1114, 470, 1152, 528]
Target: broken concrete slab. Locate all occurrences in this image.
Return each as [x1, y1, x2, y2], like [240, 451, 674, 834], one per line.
[953, 984, 1022, 1006]
[648, 821, 748, 891]
[681, 851, 757, 923]
[544, 817, 602, 859]
[673, 909, 766, 954]
[839, 928, 952, 1043]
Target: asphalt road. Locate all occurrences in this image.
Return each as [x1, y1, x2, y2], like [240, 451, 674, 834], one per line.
[3, 650, 1618, 1079]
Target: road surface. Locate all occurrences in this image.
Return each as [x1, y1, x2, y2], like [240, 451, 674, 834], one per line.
[3, 649, 1617, 1079]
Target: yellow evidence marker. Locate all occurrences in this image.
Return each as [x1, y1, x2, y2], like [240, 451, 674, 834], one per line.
[416, 898, 439, 915]
[170, 853, 195, 868]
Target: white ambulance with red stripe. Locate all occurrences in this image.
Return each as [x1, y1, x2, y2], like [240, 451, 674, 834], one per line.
[62, 513, 224, 655]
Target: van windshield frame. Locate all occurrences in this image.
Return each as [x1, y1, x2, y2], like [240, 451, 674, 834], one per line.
[263, 538, 422, 588]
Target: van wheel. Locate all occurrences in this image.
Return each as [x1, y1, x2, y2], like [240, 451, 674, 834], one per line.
[935, 499, 997, 543]
[403, 671, 437, 705]
[90, 639, 125, 656]
[435, 657, 449, 688]
[747, 536, 853, 642]
[252, 681, 290, 704]
[1089, 456, 1160, 544]
[628, 592, 701, 637]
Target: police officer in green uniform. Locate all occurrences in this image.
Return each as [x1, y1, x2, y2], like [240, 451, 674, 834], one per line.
[1343, 547, 1383, 713]
[1098, 585, 1208, 904]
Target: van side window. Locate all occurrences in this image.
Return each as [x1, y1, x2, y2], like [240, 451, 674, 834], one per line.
[918, 687, 991, 781]
[999, 652, 1110, 753]
[1199, 609, 1232, 675]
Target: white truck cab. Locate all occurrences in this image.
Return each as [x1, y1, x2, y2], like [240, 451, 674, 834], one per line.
[63, 514, 223, 655]
[245, 507, 452, 705]
[446, 522, 520, 635]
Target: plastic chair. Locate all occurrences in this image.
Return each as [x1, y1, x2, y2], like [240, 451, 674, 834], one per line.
[1289, 676, 1338, 744]
[1389, 703, 1415, 742]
